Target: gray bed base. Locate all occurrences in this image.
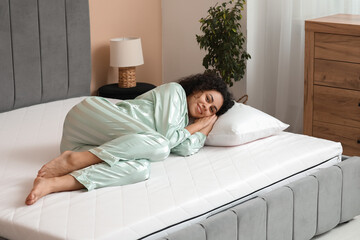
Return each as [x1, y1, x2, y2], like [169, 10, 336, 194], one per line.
[158, 157, 360, 240]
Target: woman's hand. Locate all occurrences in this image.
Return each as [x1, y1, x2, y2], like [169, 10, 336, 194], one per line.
[185, 115, 217, 135]
[198, 115, 217, 136]
[195, 115, 217, 129]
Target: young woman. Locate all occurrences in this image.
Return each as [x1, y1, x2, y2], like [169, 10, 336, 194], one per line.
[25, 73, 234, 205]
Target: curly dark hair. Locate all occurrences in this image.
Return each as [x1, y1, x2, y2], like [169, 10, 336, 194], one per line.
[178, 73, 234, 116]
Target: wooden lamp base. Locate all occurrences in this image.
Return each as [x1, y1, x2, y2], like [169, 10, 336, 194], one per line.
[118, 67, 136, 88]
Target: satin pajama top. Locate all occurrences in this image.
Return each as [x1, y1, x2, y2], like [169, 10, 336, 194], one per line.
[110, 82, 206, 156]
[117, 83, 206, 156]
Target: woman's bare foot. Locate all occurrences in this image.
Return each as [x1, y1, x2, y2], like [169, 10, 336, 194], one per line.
[37, 151, 102, 178]
[25, 177, 54, 205]
[25, 175, 84, 205]
[37, 151, 74, 178]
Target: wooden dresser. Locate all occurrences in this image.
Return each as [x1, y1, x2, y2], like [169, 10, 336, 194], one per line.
[304, 14, 360, 156]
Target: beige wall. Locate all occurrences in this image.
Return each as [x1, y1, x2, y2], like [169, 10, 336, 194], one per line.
[89, 0, 162, 95]
[162, 0, 218, 83]
[162, 0, 247, 100]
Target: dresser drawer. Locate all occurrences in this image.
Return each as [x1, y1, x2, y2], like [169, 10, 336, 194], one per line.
[314, 59, 360, 90]
[313, 85, 360, 128]
[313, 121, 360, 156]
[315, 33, 360, 63]
[305, 14, 360, 153]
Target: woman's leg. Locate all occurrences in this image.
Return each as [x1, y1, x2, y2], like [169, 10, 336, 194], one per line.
[25, 174, 84, 205]
[38, 130, 170, 178]
[27, 159, 150, 205]
[40, 97, 161, 178]
[38, 151, 102, 178]
[88, 132, 170, 167]
[70, 159, 150, 191]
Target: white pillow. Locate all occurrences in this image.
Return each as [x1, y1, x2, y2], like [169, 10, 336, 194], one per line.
[205, 102, 289, 146]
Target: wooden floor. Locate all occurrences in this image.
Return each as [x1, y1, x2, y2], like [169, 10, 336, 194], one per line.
[312, 216, 360, 239]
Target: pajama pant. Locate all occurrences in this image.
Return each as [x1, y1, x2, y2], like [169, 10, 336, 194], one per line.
[60, 97, 170, 190]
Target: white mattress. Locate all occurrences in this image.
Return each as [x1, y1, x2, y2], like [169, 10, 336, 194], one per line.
[0, 97, 342, 240]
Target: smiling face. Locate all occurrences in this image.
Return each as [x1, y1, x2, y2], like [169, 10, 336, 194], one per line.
[187, 90, 224, 118]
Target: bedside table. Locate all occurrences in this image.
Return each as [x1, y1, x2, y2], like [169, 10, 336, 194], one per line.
[98, 82, 156, 100]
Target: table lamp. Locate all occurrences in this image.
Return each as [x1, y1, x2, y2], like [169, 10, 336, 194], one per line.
[110, 37, 144, 88]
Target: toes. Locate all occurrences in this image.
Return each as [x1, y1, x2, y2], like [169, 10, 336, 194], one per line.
[26, 178, 43, 205]
[38, 166, 50, 178]
[38, 167, 45, 175]
[25, 193, 37, 205]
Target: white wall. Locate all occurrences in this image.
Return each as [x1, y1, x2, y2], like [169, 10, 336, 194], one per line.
[162, 1, 248, 100]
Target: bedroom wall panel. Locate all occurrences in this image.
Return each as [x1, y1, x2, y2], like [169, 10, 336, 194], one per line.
[0, 0, 90, 113]
[262, 187, 293, 240]
[312, 166, 342, 235]
[65, 0, 91, 98]
[10, 0, 42, 109]
[38, 0, 68, 102]
[0, 0, 14, 109]
[287, 177, 318, 240]
[0, 0, 14, 111]
[231, 198, 266, 240]
[337, 157, 360, 223]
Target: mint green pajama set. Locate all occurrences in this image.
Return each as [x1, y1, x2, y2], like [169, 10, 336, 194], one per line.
[60, 83, 206, 190]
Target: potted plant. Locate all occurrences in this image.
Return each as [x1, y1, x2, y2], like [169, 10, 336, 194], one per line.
[196, 0, 251, 87]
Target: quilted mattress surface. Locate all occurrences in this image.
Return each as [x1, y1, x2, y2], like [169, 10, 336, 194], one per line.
[0, 97, 342, 240]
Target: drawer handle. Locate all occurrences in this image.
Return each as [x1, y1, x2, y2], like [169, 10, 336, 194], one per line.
[358, 139, 360, 144]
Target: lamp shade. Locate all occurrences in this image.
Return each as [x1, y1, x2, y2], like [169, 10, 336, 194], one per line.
[110, 37, 144, 67]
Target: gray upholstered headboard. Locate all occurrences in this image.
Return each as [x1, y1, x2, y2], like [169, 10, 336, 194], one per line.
[0, 0, 91, 113]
